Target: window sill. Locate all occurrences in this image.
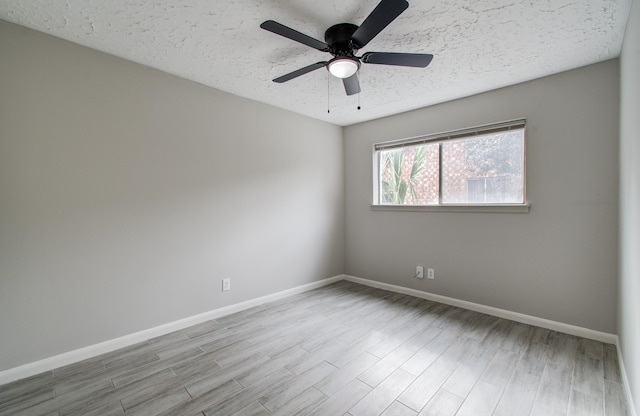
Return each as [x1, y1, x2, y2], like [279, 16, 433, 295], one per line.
[370, 203, 531, 213]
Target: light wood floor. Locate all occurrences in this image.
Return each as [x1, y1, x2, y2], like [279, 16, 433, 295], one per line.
[0, 281, 630, 416]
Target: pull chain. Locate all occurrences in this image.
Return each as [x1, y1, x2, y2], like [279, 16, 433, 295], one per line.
[357, 68, 362, 110]
[327, 72, 330, 114]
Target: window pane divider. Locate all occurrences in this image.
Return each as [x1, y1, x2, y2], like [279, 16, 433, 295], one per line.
[437, 142, 443, 205]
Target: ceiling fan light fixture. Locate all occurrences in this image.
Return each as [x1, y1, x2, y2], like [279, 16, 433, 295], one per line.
[328, 57, 360, 78]
[262, 0, 432, 95]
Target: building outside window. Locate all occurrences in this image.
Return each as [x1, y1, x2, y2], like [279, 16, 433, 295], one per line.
[374, 119, 527, 209]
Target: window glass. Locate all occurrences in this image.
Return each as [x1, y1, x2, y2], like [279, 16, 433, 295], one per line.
[375, 121, 526, 206]
[379, 143, 439, 205]
[441, 131, 524, 204]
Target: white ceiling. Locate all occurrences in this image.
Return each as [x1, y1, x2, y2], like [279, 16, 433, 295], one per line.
[0, 0, 632, 126]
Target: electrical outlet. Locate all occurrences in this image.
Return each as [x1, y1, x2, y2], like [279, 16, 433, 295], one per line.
[222, 278, 231, 291]
[415, 266, 424, 279]
[427, 268, 435, 279]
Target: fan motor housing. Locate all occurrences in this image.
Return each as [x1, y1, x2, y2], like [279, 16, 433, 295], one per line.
[324, 23, 359, 55]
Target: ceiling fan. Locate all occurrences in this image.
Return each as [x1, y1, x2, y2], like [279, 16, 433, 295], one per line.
[260, 0, 433, 96]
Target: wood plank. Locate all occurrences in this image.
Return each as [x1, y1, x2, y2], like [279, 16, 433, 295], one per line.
[270, 387, 327, 416]
[604, 380, 630, 416]
[359, 326, 442, 387]
[260, 361, 336, 412]
[567, 389, 604, 416]
[348, 369, 415, 416]
[454, 380, 503, 416]
[530, 361, 574, 416]
[230, 401, 270, 416]
[454, 348, 520, 416]
[306, 379, 371, 416]
[493, 370, 541, 416]
[418, 389, 463, 416]
[0, 281, 629, 416]
[201, 368, 295, 416]
[397, 344, 466, 412]
[603, 343, 623, 383]
[381, 401, 418, 416]
[314, 352, 379, 396]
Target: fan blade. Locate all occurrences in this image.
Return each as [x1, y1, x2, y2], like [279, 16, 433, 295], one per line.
[351, 0, 409, 48]
[343, 73, 361, 96]
[362, 52, 433, 67]
[273, 62, 327, 83]
[260, 20, 329, 52]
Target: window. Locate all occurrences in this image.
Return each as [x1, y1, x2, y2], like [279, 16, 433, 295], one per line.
[373, 119, 528, 212]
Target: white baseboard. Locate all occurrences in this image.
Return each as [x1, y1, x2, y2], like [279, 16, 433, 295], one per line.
[0, 273, 623, 389]
[344, 275, 618, 344]
[0, 275, 344, 387]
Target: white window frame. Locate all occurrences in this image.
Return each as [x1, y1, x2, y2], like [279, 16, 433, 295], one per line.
[372, 119, 530, 213]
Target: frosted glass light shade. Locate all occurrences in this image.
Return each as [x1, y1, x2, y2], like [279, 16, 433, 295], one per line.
[328, 58, 359, 78]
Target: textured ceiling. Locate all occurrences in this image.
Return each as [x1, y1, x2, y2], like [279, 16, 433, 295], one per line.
[0, 0, 632, 126]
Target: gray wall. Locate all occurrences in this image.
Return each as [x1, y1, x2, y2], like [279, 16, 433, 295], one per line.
[0, 20, 344, 372]
[344, 60, 620, 334]
[619, 0, 640, 409]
